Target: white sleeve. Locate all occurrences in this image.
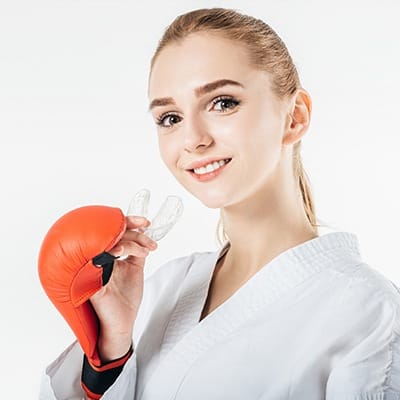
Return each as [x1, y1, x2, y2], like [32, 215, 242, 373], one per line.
[326, 281, 400, 400]
[39, 340, 137, 400]
[39, 253, 194, 400]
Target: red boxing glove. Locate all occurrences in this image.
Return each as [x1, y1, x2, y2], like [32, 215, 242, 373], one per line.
[38, 205, 126, 367]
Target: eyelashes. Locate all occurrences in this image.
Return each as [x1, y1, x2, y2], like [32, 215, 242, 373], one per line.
[155, 95, 241, 129]
[155, 113, 181, 128]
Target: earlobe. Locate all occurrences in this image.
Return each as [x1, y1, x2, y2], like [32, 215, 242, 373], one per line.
[282, 124, 304, 146]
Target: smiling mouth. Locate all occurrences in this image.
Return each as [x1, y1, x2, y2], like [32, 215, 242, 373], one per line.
[188, 158, 232, 173]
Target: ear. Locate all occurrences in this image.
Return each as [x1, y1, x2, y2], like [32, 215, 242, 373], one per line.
[282, 88, 312, 146]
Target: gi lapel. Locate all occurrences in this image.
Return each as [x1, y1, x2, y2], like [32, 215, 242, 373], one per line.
[139, 232, 361, 400]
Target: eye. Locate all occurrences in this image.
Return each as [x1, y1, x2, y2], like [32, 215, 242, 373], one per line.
[211, 96, 240, 112]
[155, 113, 182, 128]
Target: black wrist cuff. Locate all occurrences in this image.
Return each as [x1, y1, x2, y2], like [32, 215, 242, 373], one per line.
[81, 345, 133, 397]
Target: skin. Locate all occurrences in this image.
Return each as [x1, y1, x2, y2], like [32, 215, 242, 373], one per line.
[90, 217, 157, 363]
[148, 32, 318, 309]
[88, 31, 318, 372]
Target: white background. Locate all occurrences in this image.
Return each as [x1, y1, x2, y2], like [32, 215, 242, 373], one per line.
[0, 0, 399, 398]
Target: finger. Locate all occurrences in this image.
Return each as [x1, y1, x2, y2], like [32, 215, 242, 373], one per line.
[126, 215, 151, 230]
[121, 254, 150, 268]
[108, 244, 123, 258]
[120, 230, 158, 249]
[111, 240, 150, 258]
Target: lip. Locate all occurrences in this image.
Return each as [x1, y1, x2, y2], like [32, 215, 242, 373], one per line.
[187, 158, 232, 182]
[184, 156, 232, 171]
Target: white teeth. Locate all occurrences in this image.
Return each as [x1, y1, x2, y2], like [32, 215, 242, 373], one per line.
[193, 159, 230, 175]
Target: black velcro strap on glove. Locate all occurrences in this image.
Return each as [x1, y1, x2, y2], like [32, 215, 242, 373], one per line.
[92, 251, 117, 285]
[81, 344, 133, 397]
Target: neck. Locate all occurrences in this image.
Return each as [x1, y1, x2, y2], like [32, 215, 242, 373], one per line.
[219, 168, 318, 280]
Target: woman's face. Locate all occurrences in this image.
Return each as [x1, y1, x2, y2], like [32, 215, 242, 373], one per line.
[148, 32, 291, 209]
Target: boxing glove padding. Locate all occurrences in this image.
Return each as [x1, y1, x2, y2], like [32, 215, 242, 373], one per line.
[38, 205, 126, 367]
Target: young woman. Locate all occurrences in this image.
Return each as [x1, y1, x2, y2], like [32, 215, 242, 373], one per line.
[39, 8, 400, 400]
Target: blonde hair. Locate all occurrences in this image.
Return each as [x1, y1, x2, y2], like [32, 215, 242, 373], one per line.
[150, 7, 322, 245]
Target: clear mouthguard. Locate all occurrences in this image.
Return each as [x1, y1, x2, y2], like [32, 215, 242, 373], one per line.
[127, 188, 184, 241]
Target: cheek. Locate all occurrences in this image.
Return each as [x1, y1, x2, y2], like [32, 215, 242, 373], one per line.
[158, 137, 179, 172]
[240, 113, 284, 168]
[227, 111, 279, 149]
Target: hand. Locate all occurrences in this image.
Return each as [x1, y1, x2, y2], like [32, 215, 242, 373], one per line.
[89, 215, 158, 361]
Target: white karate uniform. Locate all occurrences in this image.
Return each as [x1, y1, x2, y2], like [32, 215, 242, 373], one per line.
[39, 231, 400, 400]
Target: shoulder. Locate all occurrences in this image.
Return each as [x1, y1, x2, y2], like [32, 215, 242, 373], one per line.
[328, 260, 400, 335]
[320, 262, 400, 400]
[325, 263, 400, 396]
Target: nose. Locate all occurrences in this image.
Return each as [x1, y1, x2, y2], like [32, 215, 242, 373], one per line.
[183, 112, 214, 153]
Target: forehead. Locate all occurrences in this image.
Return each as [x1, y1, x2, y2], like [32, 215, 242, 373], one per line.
[148, 33, 262, 99]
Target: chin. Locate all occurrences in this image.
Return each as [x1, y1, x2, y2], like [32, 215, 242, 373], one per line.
[194, 190, 232, 209]
[198, 198, 224, 209]
[175, 173, 233, 208]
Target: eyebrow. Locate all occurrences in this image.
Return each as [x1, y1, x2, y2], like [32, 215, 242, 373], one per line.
[148, 79, 244, 111]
